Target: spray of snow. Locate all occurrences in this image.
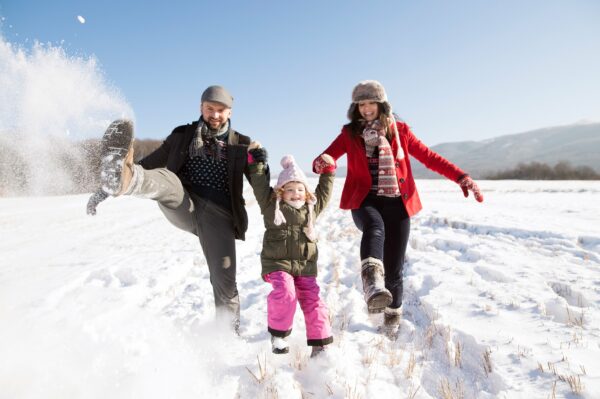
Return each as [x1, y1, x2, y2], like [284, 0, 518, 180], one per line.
[0, 34, 133, 195]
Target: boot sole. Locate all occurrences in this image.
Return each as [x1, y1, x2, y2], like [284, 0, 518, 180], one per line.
[367, 291, 393, 314]
[100, 119, 134, 195]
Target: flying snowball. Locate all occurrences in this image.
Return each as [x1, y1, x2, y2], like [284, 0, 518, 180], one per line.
[77, 15, 86, 24]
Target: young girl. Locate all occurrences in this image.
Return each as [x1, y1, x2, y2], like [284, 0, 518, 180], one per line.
[313, 80, 484, 337]
[248, 148, 336, 356]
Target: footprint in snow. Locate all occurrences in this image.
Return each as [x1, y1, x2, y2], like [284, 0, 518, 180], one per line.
[114, 267, 138, 287]
[474, 265, 516, 283]
[549, 281, 590, 307]
[85, 268, 113, 287]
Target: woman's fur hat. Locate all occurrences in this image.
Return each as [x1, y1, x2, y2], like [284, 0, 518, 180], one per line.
[347, 80, 392, 120]
[347, 80, 403, 160]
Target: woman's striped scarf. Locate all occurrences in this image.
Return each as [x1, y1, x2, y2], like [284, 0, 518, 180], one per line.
[361, 120, 400, 197]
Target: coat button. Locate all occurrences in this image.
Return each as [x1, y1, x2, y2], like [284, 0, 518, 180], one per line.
[403, 193, 408, 199]
[399, 178, 405, 183]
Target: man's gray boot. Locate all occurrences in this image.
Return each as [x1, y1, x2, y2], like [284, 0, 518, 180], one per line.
[87, 119, 136, 215]
[99, 119, 135, 196]
[361, 257, 393, 313]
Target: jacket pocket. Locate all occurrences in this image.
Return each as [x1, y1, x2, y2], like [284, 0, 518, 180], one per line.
[263, 229, 288, 259]
[303, 236, 318, 262]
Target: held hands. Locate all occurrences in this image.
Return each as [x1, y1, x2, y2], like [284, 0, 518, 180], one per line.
[86, 189, 110, 215]
[458, 175, 484, 203]
[247, 141, 268, 164]
[312, 153, 336, 174]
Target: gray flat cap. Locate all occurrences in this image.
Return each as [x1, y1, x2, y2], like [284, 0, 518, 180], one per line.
[201, 85, 233, 108]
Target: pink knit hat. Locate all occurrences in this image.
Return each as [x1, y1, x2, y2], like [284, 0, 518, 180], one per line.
[276, 155, 309, 190]
[274, 155, 317, 240]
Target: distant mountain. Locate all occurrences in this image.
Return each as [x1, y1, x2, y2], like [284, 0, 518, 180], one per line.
[411, 122, 600, 178]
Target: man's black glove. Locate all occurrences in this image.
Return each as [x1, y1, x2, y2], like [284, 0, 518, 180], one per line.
[87, 189, 110, 215]
[248, 147, 268, 164]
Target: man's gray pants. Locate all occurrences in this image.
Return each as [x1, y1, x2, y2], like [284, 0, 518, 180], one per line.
[128, 165, 240, 328]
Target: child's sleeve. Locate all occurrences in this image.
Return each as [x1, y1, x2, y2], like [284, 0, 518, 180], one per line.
[248, 162, 274, 212]
[313, 172, 335, 217]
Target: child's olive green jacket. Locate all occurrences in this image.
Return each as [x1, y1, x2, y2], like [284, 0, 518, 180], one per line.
[249, 162, 334, 278]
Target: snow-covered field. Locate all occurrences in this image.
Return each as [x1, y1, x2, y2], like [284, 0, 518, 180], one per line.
[1, 179, 599, 399]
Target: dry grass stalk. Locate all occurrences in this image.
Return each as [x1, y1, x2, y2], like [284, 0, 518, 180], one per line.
[332, 308, 349, 333]
[387, 347, 403, 368]
[444, 340, 452, 363]
[454, 340, 463, 368]
[439, 379, 453, 399]
[424, 323, 437, 349]
[332, 259, 341, 288]
[404, 352, 417, 378]
[557, 374, 584, 394]
[345, 381, 362, 399]
[482, 348, 493, 376]
[362, 348, 378, 366]
[246, 353, 268, 384]
[374, 336, 386, 351]
[517, 345, 532, 358]
[407, 384, 421, 399]
[265, 383, 279, 399]
[300, 389, 315, 399]
[325, 383, 334, 396]
[566, 306, 585, 327]
[438, 378, 465, 399]
[547, 361, 557, 375]
[291, 350, 308, 371]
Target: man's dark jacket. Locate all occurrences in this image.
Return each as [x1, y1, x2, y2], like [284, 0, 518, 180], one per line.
[139, 120, 251, 240]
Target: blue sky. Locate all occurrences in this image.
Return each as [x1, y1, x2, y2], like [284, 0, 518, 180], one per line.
[2, 0, 600, 169]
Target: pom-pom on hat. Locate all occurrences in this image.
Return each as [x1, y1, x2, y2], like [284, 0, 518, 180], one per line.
[276, 155, 309, 190]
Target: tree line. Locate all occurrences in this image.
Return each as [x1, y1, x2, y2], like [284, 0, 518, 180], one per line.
[484, 161, 600, 180]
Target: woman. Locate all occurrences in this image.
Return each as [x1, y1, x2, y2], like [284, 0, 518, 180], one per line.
[312, 80, 483, 336]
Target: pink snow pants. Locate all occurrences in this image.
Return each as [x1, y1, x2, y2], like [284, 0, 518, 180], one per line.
[265, 271, 332, 346]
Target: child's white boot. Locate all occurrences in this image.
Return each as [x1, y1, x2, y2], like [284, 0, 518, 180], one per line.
[271, 335, 289, 354]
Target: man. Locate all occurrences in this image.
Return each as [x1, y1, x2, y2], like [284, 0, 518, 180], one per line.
[87, 85, 265, 333]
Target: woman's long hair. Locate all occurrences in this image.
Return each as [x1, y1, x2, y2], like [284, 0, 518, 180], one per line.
[347, 102, 395, 140]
